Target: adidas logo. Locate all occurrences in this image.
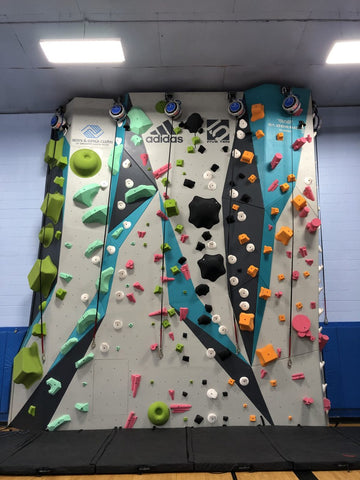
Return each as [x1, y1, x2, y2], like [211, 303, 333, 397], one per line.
[145, 120, 183, 143]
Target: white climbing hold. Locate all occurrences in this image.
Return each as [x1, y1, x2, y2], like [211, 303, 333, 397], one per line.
[115, 137, 122, 145]
[107, 245, 116, 255]
[81, 293, 89, 303]
[125, 178, 134, 188]
[239, 288, 249, 298]
[207, 413, 217, 423]
[207, 388, 218, 399]
[117, 201, 126, 210]
[208, 180, 217, 190]
[218, 325, 228, 335]
[237, 129, 246, 140]
[115, 290, 125, 301]
[100, 180, 108, 189]
[118, 269, 127, 279]
[230, 188, 239, 198]
[320, 361, 325, 369]
[232, 149, 241, 158]
[207, 240, 217, 249]
[206, 348, 216, 358]
[123, 221, 131, 229]
[227, 255, 237, 264]
[237, 211, 247, 222]
[239, 119, 248, 129]
[229, 276, 239, 286]
[240, 301, 250, 311]
[122, 159, 131, 168]
[91, 255, 101, 265]
[211, 314, 221, 324]
[203, 170, 213, 180]
[100, 342, 110, 353]
[240, 376, 249, 386]
[246, 243, 255, 252]
[113, 319, 123, 330]
[304, 176, 313, 185]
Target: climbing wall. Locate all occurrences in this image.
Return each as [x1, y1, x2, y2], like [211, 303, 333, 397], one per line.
[9, 86, 329, 431]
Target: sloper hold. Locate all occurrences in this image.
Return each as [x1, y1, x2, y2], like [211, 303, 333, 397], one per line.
[82, 205, 108, 225]
[38, 223, 54, 248]
[73, 183, 101, 207]
[75, 352, 94, 368]
[125, 184, 157, 204]
[27, 255, 57, 298]
[40, 192, 65, 224]
[127, 107, 153, 135]
[60, 337, 79, 355]
[84, 239, 104, 258]
[108, 144, 123, 175]
[96, 266, 115, 293]
[197, 254, 226, 282]
[188, 196, 221, 229]
[32, 323, 46, 337]
[47, 414, 71, 431]
[77, 308, 101, 334]
[13, 342, 43, 389]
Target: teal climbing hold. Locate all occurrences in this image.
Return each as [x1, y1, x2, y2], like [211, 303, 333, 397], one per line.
[111, 226, 124, 239]
[60, 337, 78, 355]
[41, 192, 65, 224]
[13, 342, 43, 389]
[108, 144, 123, 175]
[127, 107, 153, 135]
[75, 402, 89, 412]
[131, 135, 142, 145]
[27, 255, 57, 298]
[73, 183, 101, 207]
[84, 239, 104, 258]
[125, 184, 156, 204]
[96, 267, 114, 294]
[77, 309, 101, 334]
[47, 414, 71, 431]
[46, 377, 62, 395]
[82, 205, 108, 225]
[59, 272, 73, 283]
[75, 352, 94, 369]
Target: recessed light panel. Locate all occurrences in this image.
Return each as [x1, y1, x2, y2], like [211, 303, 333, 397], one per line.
[326, 40, 360, 64]
[40, 39, 125, 64]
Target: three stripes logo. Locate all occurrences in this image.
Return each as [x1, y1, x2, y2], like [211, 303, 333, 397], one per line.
[207, 119, 230, 143]
[145, 120, 183, 143]
[81, 124, 104, 139]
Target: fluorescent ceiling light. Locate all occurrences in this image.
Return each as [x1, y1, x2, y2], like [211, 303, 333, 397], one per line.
[326, 40, 360, 64]
[40, 39, 125, 64]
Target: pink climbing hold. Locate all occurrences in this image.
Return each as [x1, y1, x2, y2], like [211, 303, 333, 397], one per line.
[299, 206, 310, 218]
[310, 301, 316, 309]
[319, 332, 329, 351]
[303, 186, 315, 201]
[286, 251, 292, 258]
[154, 253, 164, 262]
[271, 153, 283, 169]
[149, 307, 168, 317]
[268, 224, 273, 231]
[292, 137, 307, 151]
[299, 246, 308, 257]
[292, 373, 305, 380]
[323, 398, 331, 413]
[168, 332, 174, 341]
[180, 264, 191, 280]
[292, 270, 300, 280]
[150, 343, 158, 351]
[126, 259, 134, 269]
[163, 192, 169, 200]
[137, 231, 146, 238]
[133, 281, 144, 291]
[161, 276, 175, 283]
[277, 348, 282, 358]
[268, 179, 279, 192]
[126, 292, 136, 303]
[303, 397, 314, 406]
[260, 369, 267, 378]
[275, 291, 283, 298]
[124, 411, 138, 428]
[180, 234, 189, 243]
[306, 134, 312, 143]
[131, 374, 141, 397]
[305, 259, 314, 266]
[156, 210, 168, 221]
[140, 153, 148, 166]
[306, 218, 321, 233]
[169, 389, 175, 400]
[292, 314, 315, 342]
[179, 307, 189, 321]
[153, 163, 171, 179]
[170, 404, 192, 413]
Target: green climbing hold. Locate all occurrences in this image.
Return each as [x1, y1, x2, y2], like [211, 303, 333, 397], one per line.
[167, 308, 176, 317]
[125, 184, 157, 204]
[28, 405, 36, 416]
[161, 177, 170, 187]
[44, 139, 55, 165]
[84, 239, 104, 258]
[96, 266, 114, 294]
[111, 226, 124, 239]
[75, 402, 89, 412]
[41, 192, 64, 225]
[175, 224, 184, 233]
[73, 183, 101, 207]
[127, 107, 153, 135]
[170, 265, 180, 275]
[56, 288, 67, 300]
[55, 230, 62, 240]
[131, 135, 142, 146]
[39, 301, 47, 312]
[70, 148, 101, 178]
[164, 199, 179, 217]
[160, 243, 171, 252]
[82, 205, 108, 225]
[47, 414, 71, 431]
[174, 126, 182, 135]
[13, 342, 43, 389]
[176, 159, 184, 167]
[77, 309, 101, 334]
[44, 137, 67, 169]
[65, 242, 72, 249]
[176, 343, 184, 352]
[59, 272, 73, 283]
[108, 144, 123, 175]
[46, 377, 62, 395]
[147, 401, 170, 426]
[154, 285, 163, 294]
[32, 323, 46, 337]
[192, 136, 200, 145]
[187, 146, 195, 153]
[162, 319, 171, 328]
[75, 352, 94, 369]
[155, 100, 167, 113]
[27, 255, 57, 298]
[54, 176, 64, 188]
[38, 223, 54, 248]
[60, 337, 78, 355]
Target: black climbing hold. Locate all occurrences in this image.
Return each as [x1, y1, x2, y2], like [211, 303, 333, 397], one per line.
[222, 146, 229, 153]
[196, 242, 205, 251]
[241, 194, 251, 203]
[182, 391, 188, 397]
[188, 196, 221, 229]
[182, 332, 187, 339]
[198, 127, 204, 134]
[237, 268, 242, 273]
[195, 284, 209, 296]
[182, 355, 190, 362]
[202, 379, 207, 385]
[178, 256, 187, 265]
[197, 254, 226, 282]
[217, 348, 232, 360]
[184, 179, 196, 189]
[226, 215, 235, 224]
[198, 145, 206, 154]
[211, 163, 219, 172]
[229, 180, 235, 186]
[222, 392, 228, 397]
[197, 314, 212, 325]
[202, 231, 212, 241]
[239, 172, 246, 179]
[204, 304, 212, 313]
[194, 414, 204, 424]
[223, 416, 229, 421]
[181, 113, 203, 133]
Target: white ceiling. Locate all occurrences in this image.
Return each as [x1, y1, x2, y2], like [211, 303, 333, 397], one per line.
[1, 0, 359, 113]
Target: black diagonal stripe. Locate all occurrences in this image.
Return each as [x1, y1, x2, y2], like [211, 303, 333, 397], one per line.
[294, 471, 319, 480]
[156, 124, 168, 136]
[163, 120, 174, 135]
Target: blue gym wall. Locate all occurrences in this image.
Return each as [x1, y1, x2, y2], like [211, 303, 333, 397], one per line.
[0, 106, 359, 421]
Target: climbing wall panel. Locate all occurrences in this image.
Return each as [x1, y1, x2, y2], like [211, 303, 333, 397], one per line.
[9, 86, 328, 430]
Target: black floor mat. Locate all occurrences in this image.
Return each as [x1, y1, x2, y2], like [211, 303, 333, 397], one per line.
[0, 430, 40, 464]
[259, 426, 360, 470]
[335, 427, 360, 446]
[189, 426, 290, 471]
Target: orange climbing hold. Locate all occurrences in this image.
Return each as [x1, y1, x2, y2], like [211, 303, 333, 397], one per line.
[292, 194, 307, 211]
[249, 415, 257, 422]
[255, 129, 265, 139]
[239, 312, 254, 331]
[238, 233, 250, 245]
[251, 104, 265, 122]
[259, 287, 271, 300]
[248, 174, 257, 183]
[280, 183, 290, 193]
[279, 314, 286, 322]
[228, 378, 235, 386]
[270, 379, 277, 387]
[278, 274, 285, 281]
[303, 271, 310, 278]
[287, 174, 296, 182]
[271, 207, 279, 215]
[247, 265, 259, 278]
[275, 226, 293, 246]
[276, 132, 284, 141]
[232, 204, 239, 211]
[296, 302, 303, 310]
[256, 344, 278, 366]
[263, 245, 273, 254]
[240, 151, 254, 164]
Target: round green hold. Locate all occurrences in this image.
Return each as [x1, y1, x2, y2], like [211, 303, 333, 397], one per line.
[155, 100, 167, 113]
[70, 149, 102, 178]
[148, 401, 170, 426]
